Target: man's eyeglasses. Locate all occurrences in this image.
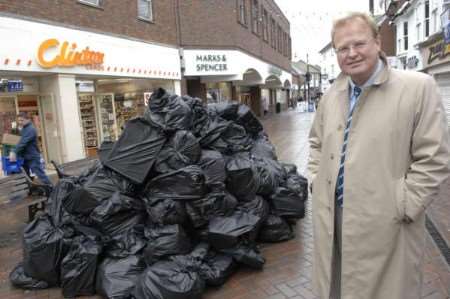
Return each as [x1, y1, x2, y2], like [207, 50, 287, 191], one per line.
[334, 39, 372, 56]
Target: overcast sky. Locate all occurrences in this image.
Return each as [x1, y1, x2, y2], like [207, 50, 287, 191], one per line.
[275, 0, 370, 65]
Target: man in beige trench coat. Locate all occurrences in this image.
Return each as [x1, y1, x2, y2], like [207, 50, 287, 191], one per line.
[307, 12, 450, 299]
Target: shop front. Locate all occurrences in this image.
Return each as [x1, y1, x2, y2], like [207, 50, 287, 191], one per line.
[182, 49, 292, 116]
[419, 32, 450, 128]
[0, 15, 181, 165]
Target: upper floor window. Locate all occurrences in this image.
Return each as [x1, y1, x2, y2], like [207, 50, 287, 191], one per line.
[277, 25, 282, 53]
[138, 0, 153, 22]
[271, 17, 276, 49]
[262, 8, 269, 41]
[403, 21, 408, 51]
[288, 37, 292, 59]
[251, 0, 259, 34]
[237, 0, 247, 25]
[432, 7, 438, 33]
[424, 0, 430, 37]
[78, 0, 101, 7]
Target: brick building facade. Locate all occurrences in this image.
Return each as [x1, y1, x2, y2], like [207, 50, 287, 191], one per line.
[0, 0, 293, 166]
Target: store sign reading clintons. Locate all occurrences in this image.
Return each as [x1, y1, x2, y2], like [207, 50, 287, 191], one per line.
[37, 38, 104, 68]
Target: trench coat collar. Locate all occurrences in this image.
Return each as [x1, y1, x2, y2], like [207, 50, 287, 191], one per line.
[334, 54, 390, 92]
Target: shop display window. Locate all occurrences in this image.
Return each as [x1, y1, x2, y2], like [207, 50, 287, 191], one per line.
[114, 93, 145, 134]
[96, 94, 117, 142]
[78, 94, 98, 153]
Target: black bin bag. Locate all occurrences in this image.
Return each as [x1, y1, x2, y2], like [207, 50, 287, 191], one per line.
[96, 255, 145, 299]
[23, 214, 65, 287]
[133, 259, 204, 299]
[207, 102, 240, 120]
[208, 210, 261, 250]
[105, 227, 147, 259]
[198, 150, 226, 185]
[186, 189, 237, 229]
[104, 117, 166, 184]
[154, 130, 201, 173]
[145, 166, 206, 201]
[221, 242, 265, 269]
[225, 153, 259, 200]
[285, 174, 309, 202]
[270, 187, 305, 219]
[61, 235, 102, 298]
[144, 197, 187, 226]
[143, 224, 192, 265]
[90, 191, 146, 236]
[236, 104, 263, 135]
[258, 214, 294, 243]
[199, 252, 236, 287]
[250, 133, 278, 161]
[9, 263, 49, 290]
[183, 95, 209, 136]
[144, 88, 193, 132]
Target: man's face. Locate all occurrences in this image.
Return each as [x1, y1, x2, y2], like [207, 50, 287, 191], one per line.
[17, 117, 27, 127]
[333, 18, 381, 85]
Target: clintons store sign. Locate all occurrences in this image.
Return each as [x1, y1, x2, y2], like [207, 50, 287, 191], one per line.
[0, 16, 181, 79]
[37, 38, 105, 69]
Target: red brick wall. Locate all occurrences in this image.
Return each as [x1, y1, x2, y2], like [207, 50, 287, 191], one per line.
[379, 19, 396, 56]
[177, 0, 291, 71]
[0, 0, 178, 46]
[0, 0, 292, 71]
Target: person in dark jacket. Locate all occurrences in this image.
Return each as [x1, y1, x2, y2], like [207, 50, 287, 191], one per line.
[9, 112, 52, 185]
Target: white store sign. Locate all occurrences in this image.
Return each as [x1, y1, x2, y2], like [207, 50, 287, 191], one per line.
[184, 49, 292, 85]
[0, 16, 181, 79]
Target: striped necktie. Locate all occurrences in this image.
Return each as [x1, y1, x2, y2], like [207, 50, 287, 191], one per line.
[336, 86, 362, 207]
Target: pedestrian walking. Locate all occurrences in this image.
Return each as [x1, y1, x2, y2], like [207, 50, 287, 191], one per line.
[307, 12, 450, 299]
[9, 112, 52, 186]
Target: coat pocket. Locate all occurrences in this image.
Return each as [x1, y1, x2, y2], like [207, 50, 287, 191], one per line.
[394, 178, 407, 223]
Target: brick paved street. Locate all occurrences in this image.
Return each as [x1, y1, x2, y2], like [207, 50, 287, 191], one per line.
[0, 108, 448, 299]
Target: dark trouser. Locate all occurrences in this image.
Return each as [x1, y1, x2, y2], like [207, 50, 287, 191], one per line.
[329, 203, 342, 299]
[23, 158, 52, 186]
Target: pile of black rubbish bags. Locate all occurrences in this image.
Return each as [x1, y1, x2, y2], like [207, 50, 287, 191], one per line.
[9, 88, 308, 299]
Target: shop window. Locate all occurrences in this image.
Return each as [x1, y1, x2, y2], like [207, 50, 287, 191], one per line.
[237, 0, 247, 26]
[78, 0, 102, 7]
[251, 0, 259, 35]
[138, 0, 153, 22]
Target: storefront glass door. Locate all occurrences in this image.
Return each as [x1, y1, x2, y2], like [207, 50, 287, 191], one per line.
[95, 94, 117, 142]
[39, 94, 63, 164]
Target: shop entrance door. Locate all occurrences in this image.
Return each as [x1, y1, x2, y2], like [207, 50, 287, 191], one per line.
[95, 94, 117, 143]
[240, 93, 251, 106]
[39, 94, 63, 165]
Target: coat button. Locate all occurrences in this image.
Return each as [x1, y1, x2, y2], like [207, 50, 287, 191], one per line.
[337, 125, 343, 131]
[330, 154, 334, 160]
[327, 179, 332, 185]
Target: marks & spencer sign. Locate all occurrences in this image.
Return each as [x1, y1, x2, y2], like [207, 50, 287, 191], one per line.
[195, 54, 228, 72]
